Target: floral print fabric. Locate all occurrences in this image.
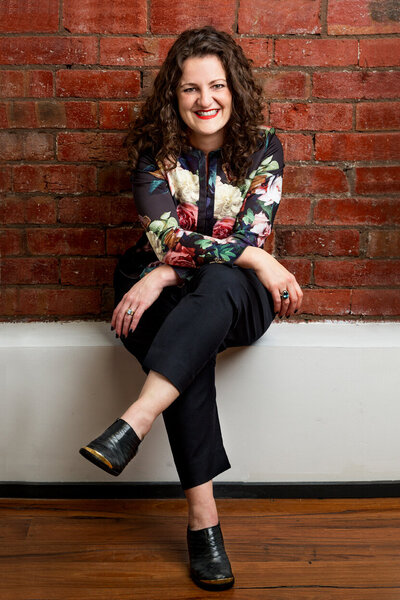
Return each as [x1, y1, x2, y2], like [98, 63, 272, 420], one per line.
[131, 128, 284, 279]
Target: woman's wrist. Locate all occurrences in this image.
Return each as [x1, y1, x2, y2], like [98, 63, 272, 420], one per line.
[234, 245, 269, 272]
[148, 264, 181, 287]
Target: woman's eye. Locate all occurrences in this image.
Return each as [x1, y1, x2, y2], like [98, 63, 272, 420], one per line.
[213, 83, 225, 89]
[183, 87, 196, 93]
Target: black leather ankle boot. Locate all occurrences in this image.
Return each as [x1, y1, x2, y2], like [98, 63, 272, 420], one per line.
[187, 522, 234, 591]
[79, 418, 141, 476]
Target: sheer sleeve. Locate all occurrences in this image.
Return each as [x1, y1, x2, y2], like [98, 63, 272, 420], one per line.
[131, 130, 284, 274]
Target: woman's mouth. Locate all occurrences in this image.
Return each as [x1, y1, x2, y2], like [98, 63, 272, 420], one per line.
[195, 109, 220, 120]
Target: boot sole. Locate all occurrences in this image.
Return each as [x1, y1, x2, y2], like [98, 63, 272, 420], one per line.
[79, 446, 121, 476]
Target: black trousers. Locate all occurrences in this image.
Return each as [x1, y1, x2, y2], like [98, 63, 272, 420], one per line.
[114, 263, 275, 490]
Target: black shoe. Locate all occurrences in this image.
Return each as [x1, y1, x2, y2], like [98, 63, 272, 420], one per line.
[79, 418, 141, 476]
[187, 522, 234, 591]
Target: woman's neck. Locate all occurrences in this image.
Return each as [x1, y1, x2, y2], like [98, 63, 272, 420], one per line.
[188, 131, 224, 155]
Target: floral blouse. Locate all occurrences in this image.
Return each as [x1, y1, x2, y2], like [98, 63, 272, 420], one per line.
[128, 128, 284, 281]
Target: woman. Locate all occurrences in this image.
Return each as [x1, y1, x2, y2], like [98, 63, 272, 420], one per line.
[79, 26, 303, 591]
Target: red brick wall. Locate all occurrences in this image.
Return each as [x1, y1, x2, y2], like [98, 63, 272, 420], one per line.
[1, 0, 399, 321]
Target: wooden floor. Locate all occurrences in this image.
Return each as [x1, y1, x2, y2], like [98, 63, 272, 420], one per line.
[1, 497, 399, 599]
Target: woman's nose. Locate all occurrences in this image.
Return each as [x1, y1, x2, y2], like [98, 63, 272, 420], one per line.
[197, 88, 213, 107]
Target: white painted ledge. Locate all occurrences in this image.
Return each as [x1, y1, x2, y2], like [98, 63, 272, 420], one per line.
[1, 321, 399, 484]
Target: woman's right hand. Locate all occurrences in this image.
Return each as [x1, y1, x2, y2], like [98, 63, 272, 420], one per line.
[235, 246, 303, 318]
[112, 264, 181, 338]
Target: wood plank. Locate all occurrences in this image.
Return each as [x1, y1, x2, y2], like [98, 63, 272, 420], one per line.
[1, 540, 399, 561]
[1, 559, 400, 587]
[1, 582, 400, 600]
[1, 497, 400, 518]
[1, 588, 399, 600]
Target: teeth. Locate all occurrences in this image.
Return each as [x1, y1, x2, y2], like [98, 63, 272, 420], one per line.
[196, 109, 219, 116]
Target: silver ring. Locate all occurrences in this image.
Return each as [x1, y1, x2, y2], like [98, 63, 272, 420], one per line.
[280, 290, 290, 300]
[126, 307, 134, 316]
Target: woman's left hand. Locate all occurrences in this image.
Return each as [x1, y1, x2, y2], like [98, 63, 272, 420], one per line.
[112, 265, 179, 338]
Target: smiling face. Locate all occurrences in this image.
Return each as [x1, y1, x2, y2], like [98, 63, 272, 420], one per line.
[176, 54, 232, 153]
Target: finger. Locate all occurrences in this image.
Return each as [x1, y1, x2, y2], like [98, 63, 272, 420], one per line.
[126, 306, 145, 336]
[115, 300, 136, 336]
[284, 283, 298, 317]
[278, 288, 291, 318]
[121, 305, 139, 338]
[271, 288, 282, 317]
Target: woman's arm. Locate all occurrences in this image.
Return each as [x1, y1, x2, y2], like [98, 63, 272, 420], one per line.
[235, 246, 303, 318]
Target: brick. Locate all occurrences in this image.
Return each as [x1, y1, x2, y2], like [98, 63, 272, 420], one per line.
[239, 0, 321, 34]
[64, 101, 98, 128]
[61, 257, 117, 285]
[13, 165, 96, 193]
[270, 102, 352, 131]
[57, 70, 140, 99]
[98, 166, 131, 193]
[237, 38, 272, 68]
[0, 0, 58, 33]
[315, 133, 400, 162]
[59, 196, 136, 225]
[63, 0, 146, 33]
[359, 38, 400, 67]
[313, 71, 400, 100]
[260, 72, 310, 100]
[274, 198, 312, 226]
[0, 71, 24, 96]
[0, 288, 17, 316]
[356, 102, 400, 131]
[0, 132, 54, 161]
[366, 231, 400, 258]
[151, 0, 236, 34]
[26, 196, 57, 224]
[0, 258, 58, 284]
[57, 132, 128, 162]
[100, 37, 174, 67]
[0, 37, 97, 65]
[99, 101, 142, 129]
[27, 228, 105, 256]
[0, 167, 12, 192]
[0, 229, 24, 256]
[275, 39, 358, 67]
[314, 259, 400, 287]
[0, 196, 56, 224]
[314, 198, 400, 226]
[1, 70, 54, 98]
[0, 197, 25, 224]
[142, 70, 158, 94]
[277, 258, 312, 286]
[6, 101, 37, 128]
[276, 229, 359, 257]
[355, 166, 400, 195]
[351, 289, 400, 316]
[284, 166, 349, 195]
[279, 133, 313, 161]
[16, 288, 101, 316]
[328, 0, 400, 34]
[106, 227, 144, 255]
[300, 289, 352, 316]
[0, 103, 7, 127]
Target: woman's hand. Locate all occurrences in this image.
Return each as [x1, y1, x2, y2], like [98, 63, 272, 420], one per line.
[112, 265, 180, 338]
[235, 246, 303, 318]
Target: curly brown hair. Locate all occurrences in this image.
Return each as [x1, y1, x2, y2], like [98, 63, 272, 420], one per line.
[126, 26, 266, 184]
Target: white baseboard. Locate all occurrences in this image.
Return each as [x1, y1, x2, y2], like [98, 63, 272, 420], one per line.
[1, 321, 399, 484]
